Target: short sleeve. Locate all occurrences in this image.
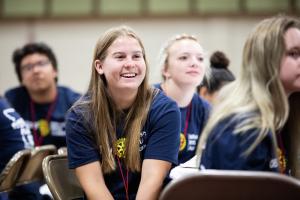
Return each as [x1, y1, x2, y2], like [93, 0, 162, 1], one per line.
[66, 109, 100, 169]
[143, 92, 181, 165]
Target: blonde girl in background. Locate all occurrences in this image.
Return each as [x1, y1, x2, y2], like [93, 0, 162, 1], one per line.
[154, 34, 210, 164]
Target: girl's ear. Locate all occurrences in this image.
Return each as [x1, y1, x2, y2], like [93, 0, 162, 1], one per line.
[162, 66, 171, 79]
[94, 60, 104, 75]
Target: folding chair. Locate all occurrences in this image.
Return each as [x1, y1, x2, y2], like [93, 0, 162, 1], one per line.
[42, 154, 84, 200]
[0, 149, 31, 192]
[16, 145, 57, 185]
[159, 169, 300, 200]
[57, 147, 67, 155]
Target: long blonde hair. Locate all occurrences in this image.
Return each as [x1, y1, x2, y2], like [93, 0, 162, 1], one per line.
[197, 15, 300, 173]
[74, 26, 154, 173]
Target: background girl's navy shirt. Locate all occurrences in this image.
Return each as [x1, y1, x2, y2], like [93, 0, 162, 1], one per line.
[66, 91, 180, 200]
[5, 86, 80, 148]
[200, 115, 279, 172]
[154, 83, 211, 163]
[0, 97, 33, 172]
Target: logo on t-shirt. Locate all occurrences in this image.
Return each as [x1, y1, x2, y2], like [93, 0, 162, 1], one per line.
[115, 137, 126, 158]
[139, 131, 147, 151]
[3, 108, 34, 148]
[269, 158, 279, 170]
[179, 133, 187, 151]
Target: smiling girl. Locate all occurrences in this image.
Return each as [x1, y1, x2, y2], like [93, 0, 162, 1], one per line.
[66, 26, 181, 200]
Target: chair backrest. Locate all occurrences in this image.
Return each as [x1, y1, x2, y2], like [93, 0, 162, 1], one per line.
[0, 149, 31, 192]
[57, 147, 67, 155]
[159, 169, 300, 200]
[42, 154, 84, 200]
[16, 145, 57, 185]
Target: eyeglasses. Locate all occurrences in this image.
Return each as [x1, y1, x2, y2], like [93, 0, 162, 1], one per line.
[21, 60, 51, 72]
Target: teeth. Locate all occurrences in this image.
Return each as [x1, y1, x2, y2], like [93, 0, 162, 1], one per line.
[121, 73, 136, 78]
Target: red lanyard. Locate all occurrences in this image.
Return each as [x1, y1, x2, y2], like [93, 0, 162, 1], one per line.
[183, 103, 192, 137]
[116, 156, 129, 200]
[30, 96, 57, 146]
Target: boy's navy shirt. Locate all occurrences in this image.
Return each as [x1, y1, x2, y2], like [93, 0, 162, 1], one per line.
[66, 90, 181, 200]
[200, 114, 279, 172]
[5, 86, 80, 148]
[0, 97, 33, 172]
[153, 83, 211, 164]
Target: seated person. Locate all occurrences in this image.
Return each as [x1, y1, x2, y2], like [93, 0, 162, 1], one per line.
[198, 15, 300, 176]
[66, 26, 181, 200]
[0, 96, 33, 200]
[154, 34, 210, 164]
[197, 50, 235, 104]
[5, 42, 81, 148]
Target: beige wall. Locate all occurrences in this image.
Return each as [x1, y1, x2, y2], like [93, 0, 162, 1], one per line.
[0, 17, 264, 95]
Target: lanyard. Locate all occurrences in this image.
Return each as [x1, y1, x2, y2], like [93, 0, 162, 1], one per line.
[116, 156, 129, 200]
[30, 96, 57, 146]
[183, 103, 192, 137]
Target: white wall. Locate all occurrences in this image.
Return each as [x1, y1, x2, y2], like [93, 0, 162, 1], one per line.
[0, 17, 265, 95]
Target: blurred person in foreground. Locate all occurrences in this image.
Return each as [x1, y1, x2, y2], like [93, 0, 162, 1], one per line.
[197, 15, 300, 176]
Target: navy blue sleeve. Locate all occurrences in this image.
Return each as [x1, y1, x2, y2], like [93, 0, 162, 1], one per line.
[200, 118, 278, 172]
[66, 108, 100, 169]
[143, 92, 181, 165]
[0, 98, 33, 172]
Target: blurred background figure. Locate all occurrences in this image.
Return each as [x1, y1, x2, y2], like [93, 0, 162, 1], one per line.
[4, 42, 80, 200]
[197, 50, 235, 104]
[5, 42, 81, 149]
[154, 34, 210, 164]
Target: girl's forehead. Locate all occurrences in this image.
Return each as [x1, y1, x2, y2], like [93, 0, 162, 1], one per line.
[168, 39, 203, 54]
[108, 36, 142, 52]
[284, 27, 300, 49]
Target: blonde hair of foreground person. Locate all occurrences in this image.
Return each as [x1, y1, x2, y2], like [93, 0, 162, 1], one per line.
[196, 15, 300, 177]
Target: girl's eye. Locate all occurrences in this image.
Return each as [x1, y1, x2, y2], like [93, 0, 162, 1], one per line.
[287, 50, 300, 59]
[115, 54, 125, 59]
[133, 54, 142, 59]
[179, 56, 188, 60]
[198, 57, 204, 62]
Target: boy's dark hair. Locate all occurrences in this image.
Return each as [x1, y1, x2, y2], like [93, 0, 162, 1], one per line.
[197, 51, 235, 93]
[12, 42, 58, 82]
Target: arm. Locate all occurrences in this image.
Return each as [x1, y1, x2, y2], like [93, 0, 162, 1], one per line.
[136, 159, 171, 200]
[75, 161, 114, 200]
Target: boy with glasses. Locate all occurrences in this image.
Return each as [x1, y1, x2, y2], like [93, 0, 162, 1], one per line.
[5, 42, 80, 149]
[4, 42, 81, 199]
